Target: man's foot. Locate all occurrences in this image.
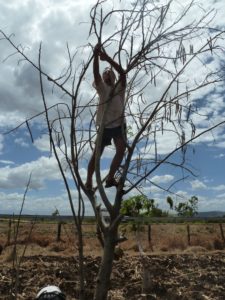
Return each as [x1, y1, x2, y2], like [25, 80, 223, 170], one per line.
[105, 177, 119, 188]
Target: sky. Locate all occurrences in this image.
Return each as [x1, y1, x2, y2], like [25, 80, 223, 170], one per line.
[0, 0, 225, 216]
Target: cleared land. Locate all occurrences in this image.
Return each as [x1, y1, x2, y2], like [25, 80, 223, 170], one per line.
[0, 219, 225, 299]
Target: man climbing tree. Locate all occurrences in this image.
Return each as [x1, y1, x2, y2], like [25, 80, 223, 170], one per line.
[1, 0, 225, 299]
[85, 43, 127, 191]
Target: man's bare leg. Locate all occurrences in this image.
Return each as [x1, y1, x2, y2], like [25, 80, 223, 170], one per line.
[86, 146, 104, 189]
[106, 136, 126, 186]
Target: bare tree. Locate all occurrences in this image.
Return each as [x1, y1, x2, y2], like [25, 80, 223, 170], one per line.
[8, 174, 36, 299]
[1, 0, 225, 299]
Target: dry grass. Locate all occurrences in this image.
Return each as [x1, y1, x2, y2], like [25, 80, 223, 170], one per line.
[0, 220, 225, 261]
[1, 219, 225, 300]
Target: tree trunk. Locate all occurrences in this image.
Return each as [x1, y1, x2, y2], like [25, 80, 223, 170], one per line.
[94, 232, 116, 300]
[57, 221, 62, 242]
[77, 224, 85, 300]
[187, 224, 191, 246]
[219, 223, 225, 245]
[7, 218, 12, 246]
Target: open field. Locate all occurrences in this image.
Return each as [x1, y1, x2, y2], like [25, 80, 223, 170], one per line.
[0, 219, 225, 299]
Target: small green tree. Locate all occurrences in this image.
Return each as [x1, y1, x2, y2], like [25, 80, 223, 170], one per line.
[121, 195, 168, 218]
[167, 196, 174, 210]
[52, 208, 60, 217]
[174, 196, 198, 217]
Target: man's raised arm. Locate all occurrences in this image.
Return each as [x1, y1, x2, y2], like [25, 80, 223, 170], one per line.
[99, 50, 126, 87]
[93, 43, 102, 86]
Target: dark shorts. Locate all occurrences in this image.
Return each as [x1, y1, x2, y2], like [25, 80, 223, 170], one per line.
[102, 124, 127, 148]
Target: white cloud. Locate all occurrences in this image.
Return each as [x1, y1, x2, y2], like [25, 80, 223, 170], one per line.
[0, 112, 26, 129]
[151, 174, 174, 184]
[214, 153, 225, 159]
[197, 195, 225, 212]
[174, 190, 189, 199]
[217, 193, 225, 199]
[34, 134, 51, 152]
[212, 185, 225, 192]
[0, 159, 15, 165]
[0, 134, 4, 154]
[0, 156, 61, 190]
[14, 137, 29, 147]
[190, 179, 207, 190]
[190, 179, 225, 192]
[0, 189, 94, 215]
[213, 140, 225, 149]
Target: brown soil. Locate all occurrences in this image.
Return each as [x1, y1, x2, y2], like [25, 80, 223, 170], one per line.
[1, 221, 225, 299]
[1, 251, 225, 299]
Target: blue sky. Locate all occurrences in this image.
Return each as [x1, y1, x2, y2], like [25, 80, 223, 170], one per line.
[0, 0, 225, 215]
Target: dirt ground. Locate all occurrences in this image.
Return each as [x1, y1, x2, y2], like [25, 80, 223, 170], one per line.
[1, 251, 225, 299]
[1, 220, 225, 299]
